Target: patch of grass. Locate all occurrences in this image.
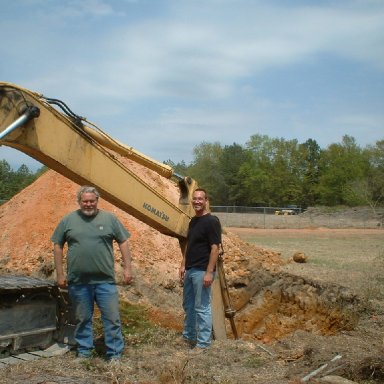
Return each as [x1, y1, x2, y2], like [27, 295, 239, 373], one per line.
[243, 356, 263, 368]
[93, 301, 154, 336]
[119, 301, 154, 335]
[94, 300, 171, 350]
[360, 251, 384, 304]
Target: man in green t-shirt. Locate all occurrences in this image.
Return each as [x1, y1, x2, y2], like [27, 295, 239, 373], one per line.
[52, 186, 133, 361]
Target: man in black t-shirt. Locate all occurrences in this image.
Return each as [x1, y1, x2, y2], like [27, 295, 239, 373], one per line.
[179, 188, 221, 350]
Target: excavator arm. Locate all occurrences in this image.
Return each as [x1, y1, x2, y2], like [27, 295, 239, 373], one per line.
[0, 82, 236, 346]
[0, 82, 196, 240]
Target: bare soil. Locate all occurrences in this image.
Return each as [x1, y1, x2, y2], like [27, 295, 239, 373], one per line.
[0, 166, 384, 383]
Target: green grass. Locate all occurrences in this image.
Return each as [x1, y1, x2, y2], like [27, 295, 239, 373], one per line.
[243, 356, 263, 368]
[119, 301, 154, 335]
[94, 301, 168, 353]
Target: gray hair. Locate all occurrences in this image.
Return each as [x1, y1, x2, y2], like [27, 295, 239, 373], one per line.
[77, 186, 100, 202]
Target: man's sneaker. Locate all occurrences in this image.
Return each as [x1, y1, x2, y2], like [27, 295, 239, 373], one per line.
[188, 346, 208, 355]
[75, 354, 91, 363]
[106, 357, 123, 368]
[178, 337, 196, 348]
[105, 355, 122, 363]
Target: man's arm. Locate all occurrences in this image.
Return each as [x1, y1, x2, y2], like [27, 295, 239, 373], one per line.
[179, 255, 186, 283]
[179, 241, 188, 283]
[118, 239, 133, 284]
[204, 243, 220, 287]
[53, 243, 66, 288]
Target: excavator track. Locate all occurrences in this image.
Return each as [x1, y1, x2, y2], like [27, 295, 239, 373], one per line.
[0, 275, 66, 361]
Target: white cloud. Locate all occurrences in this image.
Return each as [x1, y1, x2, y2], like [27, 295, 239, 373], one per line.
[1, 0, 383, 168]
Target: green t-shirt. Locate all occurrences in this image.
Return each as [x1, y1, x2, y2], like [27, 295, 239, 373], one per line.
[51, 209, 130, 284]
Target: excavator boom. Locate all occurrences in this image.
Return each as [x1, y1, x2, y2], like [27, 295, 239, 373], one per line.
[0, 82, 196, 238]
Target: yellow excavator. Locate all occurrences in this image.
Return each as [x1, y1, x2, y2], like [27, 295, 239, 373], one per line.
[0, 82, 237, 357]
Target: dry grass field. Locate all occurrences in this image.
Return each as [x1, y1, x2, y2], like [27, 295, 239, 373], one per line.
[227, 227, 384, 303]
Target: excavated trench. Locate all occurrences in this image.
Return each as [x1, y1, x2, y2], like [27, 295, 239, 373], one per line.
[230, 271, 360, 342]
[139, 255, 362, 344]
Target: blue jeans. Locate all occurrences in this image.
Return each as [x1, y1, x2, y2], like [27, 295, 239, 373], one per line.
[68, 283, 124, 359]
[182, 268, 214, 348]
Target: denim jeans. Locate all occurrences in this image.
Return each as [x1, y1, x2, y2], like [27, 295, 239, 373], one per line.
[68, 283, 124, 359]
[182, 268, 214, 348]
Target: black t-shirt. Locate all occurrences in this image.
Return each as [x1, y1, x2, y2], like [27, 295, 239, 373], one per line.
[185, 214, 222, 270]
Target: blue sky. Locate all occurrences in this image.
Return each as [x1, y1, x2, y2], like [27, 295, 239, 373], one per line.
[1, 0, 383, 171]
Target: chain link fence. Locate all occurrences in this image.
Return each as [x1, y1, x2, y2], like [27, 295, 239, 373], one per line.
[211, 206, 383, 229]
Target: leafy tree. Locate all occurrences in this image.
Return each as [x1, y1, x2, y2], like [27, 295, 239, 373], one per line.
[237, 155, 269, 206]
[187, 142, 224, 205]
[0, 160, 12, 201]
[163, 159, 189, 178]
[35, 165, 49, 178]
[317, 136, 369, 205]
[0, 160, 42, 203]
[367, 140, 384, 207]
[217, 143, 251, 206]
[344, 140, 384, 213]
[244, 134, 278, 206]
[244, 135, 303, 207]
[344, 178, 379, 209]
[298, 139, 321, 207]
[14, 164, 35, 188]
[268, 137, 302, 206]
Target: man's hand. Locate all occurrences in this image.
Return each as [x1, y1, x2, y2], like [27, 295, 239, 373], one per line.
[123, 269, 133, 285]
[53, 243, 66, 289]
[57, 277, 67, 289]
[119, 240, 133, 285]
[179, 265, 185, 282]
[179, 267, 185, 280]
[203, 271, 214, 287]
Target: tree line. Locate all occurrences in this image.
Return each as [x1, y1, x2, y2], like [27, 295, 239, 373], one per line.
[0, 160, 46, 203]
[167, 134, 384, 211]
[1, 134, 383, 211]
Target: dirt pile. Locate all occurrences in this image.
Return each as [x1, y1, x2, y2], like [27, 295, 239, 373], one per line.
[0, 166, 361, 341]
